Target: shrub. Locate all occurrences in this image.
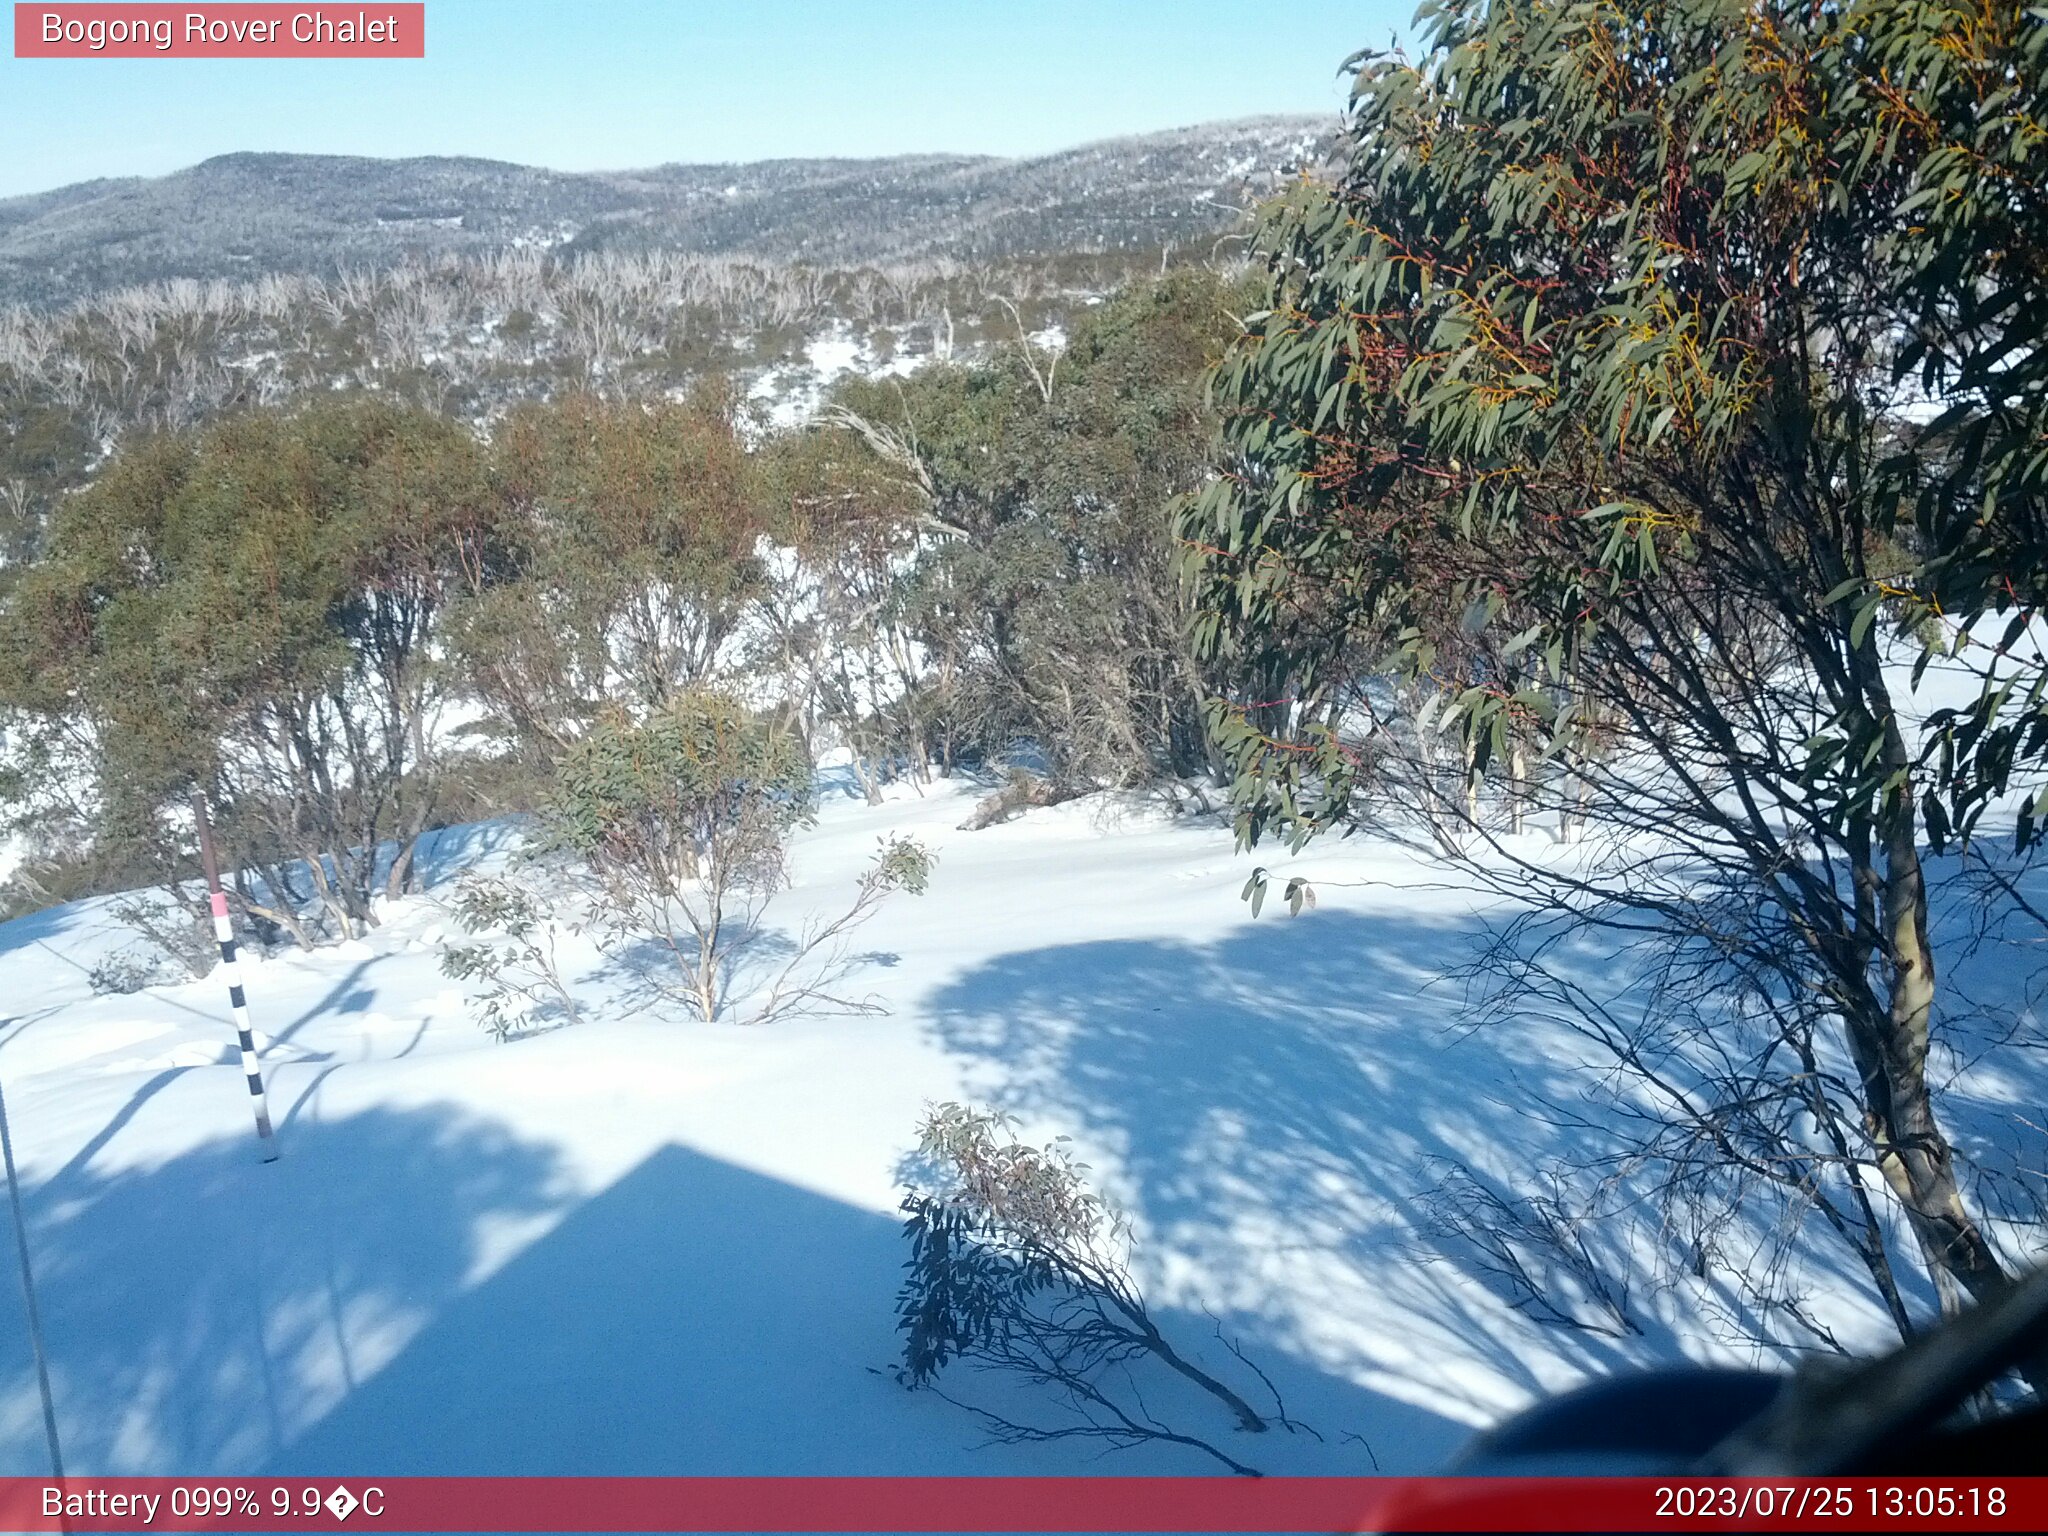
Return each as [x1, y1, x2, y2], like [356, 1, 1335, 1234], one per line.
[0, 397, 491, 943]
[896, 1102, 1283, 1476]
[550, 692, 928, 1023]
[87, 948, 183, 996]
[438, 873, 584, 1041]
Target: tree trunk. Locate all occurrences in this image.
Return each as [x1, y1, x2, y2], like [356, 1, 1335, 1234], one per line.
[1859, 820, 2010, 1306]
[302, 854, 357, 942]
[385, 837, 419, 903]
[1824, 599, 2046, 1380]
[1844, 731, 2046, 1394]
[237, 861, 317, 952]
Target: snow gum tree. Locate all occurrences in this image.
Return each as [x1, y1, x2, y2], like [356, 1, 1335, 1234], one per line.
[898, 1102, 1280, 1476]
[795, 271, 1250, 794]
[0, 397, 490, 943]
[442, 384, 768, 767]
[1180, 0, 2048, 1368]
[752, 409, 944, 800]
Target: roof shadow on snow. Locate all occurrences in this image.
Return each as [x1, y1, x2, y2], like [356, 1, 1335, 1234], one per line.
[267, 1140, 1454, 1476]
[0, 1103, 571, 1476]
[918, 909, 1920, 1422]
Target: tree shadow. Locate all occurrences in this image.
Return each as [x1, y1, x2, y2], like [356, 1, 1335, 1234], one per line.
[269, 956, 386, 1046]
[917, 909, 1916, 1432]
[584, 929, 788, 1023]
[1, 1098, 1447, 1477]
[1921, 855, 2048, 1261]
[409, 819, 532, 889]
[0, 902, 87, 962]
[589, 921, 897, 1026]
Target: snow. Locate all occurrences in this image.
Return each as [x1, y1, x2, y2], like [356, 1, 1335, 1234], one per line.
[0, 762, 2040, 1477]
[746, 323, 930, 430]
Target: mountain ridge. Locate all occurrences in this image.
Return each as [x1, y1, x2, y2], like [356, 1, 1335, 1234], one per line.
[0, 115, 1338, 307]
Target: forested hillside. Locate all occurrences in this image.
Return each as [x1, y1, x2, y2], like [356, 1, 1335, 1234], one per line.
[0, 116, 1333, 307]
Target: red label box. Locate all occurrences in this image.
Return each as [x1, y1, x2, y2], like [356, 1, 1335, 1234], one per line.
[2, 1476, 2047, 1532]
[14, 4, 425, 57]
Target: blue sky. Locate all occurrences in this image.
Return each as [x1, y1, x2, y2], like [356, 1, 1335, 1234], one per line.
[1, 2, 1409, 198]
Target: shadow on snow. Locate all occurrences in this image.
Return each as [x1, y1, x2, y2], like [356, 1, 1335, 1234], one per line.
[916, 908, 1974, 1422]
[0, 1118, 1452, 1476]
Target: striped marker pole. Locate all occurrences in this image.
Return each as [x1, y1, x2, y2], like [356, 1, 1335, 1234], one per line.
[191, 792, 279, 1162]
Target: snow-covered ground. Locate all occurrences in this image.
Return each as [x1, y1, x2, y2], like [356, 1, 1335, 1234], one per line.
[0, 774, 2038, 1477]
[746, 323, 929, 431]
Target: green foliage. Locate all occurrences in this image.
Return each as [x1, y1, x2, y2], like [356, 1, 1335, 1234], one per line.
[1240, 867, 1315, 919]
[443, 384, 771, 760]
[548, 689, 829, 1022]
[549, 691, 814, 881]
[0, 400, 92, 576]
[896, 1102, 1120, 1385]
[1179, 0, 2048, 1337]
[1, 269, 1265, 920]
[1181, 0, 2047, 851]
[798, 269, 1254, 789]
[870, 832, 934, 896]
[439, 873, 584, 1040]
[547, 697, 930, 1025]
[896, 1100, 1274, 1471]
[0, 394, 489, 934]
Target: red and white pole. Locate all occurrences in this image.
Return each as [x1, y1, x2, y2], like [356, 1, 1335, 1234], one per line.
[191, 792, 279, 1162]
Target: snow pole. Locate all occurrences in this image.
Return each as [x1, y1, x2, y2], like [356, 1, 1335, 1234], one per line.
[191, 792, 279, 1162]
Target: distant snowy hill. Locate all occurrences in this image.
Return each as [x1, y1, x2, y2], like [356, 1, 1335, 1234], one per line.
[0, 117, 1336, 307]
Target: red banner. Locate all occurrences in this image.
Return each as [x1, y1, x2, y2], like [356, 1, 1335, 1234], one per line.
[0, 1477, 2043, 1532]
[13, 4, 424, 58]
